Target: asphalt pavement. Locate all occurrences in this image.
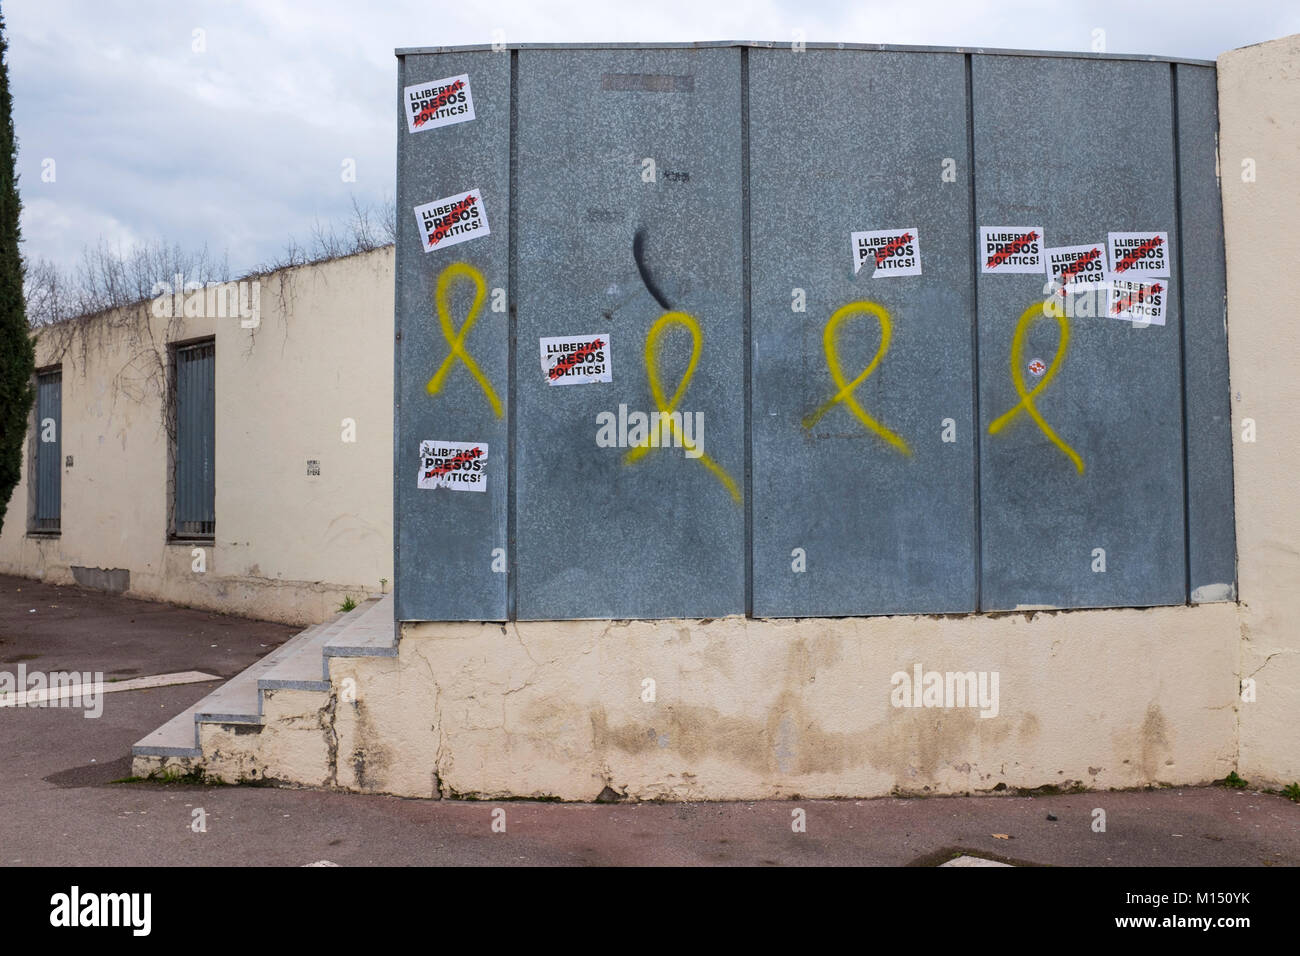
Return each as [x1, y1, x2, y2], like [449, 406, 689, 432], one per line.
[1, 574, 1296, 867]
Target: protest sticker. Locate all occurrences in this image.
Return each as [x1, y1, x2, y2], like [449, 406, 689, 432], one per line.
[540, 334, 611, 386]
[417, 440, 488, 492]
[980, 226, 1045, 274]
[1045, 243, 1107, 293]
[404, 74, 476, 133]
[1108, 278, 1167, 326]
[1108, 231, 1170, 277]
[851, 228, 921, 277]
[415, 189, 489, 253]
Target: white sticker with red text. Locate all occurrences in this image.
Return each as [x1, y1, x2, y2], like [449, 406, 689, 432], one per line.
[540, 334, 611, 386]
[1045, 243, 1108, 291]
[1107, 231, 1170, 278]
[418, 440, 488, 492]
[852, 228, 922, 277]
[980, 226, 1044, 274]
[404, 74, 475, 133]
[415, 189, 489, 252]
[1108, 278, 1167, 326]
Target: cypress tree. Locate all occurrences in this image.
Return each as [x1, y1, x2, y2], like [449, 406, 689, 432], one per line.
[0, 10, 34, 536]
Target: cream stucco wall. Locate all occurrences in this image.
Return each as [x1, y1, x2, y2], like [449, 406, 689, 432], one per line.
[137, 603, 1242, 800]
[1218, 34, 1300, 788]
[0, 246, 394, 625]
[368, 606, 1237, 800]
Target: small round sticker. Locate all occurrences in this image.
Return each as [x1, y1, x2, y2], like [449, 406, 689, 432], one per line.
[1028, 358, 1047, 377]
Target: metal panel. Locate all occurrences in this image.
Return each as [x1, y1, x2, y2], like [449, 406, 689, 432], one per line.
[748, 49, 977, 616]
[513, 48, 745, 619]
[973, 55, 1185, 609]
[397, 42, 1216, 68]
[1176, 63, 1237, 602]
[34, 369, 61, 531]
[394, 51, 511, 621]
[174, 342, 215, 536]
[393, 43, 1231, 622]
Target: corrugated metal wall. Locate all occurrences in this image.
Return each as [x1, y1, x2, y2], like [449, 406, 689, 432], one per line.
[394, 42, 1236, 622]
[173, 341, 215, 537]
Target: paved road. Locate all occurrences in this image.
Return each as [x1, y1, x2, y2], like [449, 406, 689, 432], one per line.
[1, 575, 1296, 866]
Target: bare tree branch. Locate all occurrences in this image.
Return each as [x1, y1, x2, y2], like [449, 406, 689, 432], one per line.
[24, 200, 396, 327]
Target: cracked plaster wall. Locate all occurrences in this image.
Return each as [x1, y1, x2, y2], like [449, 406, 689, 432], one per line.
[1218, 35, 1300, 787]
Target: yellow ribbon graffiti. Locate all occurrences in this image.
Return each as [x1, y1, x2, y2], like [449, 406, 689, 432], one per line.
[624, 311, 742, 503]
[802, 301, 912, 456]
[987, 301, 1085, 474]
[425, 262, 503, 418]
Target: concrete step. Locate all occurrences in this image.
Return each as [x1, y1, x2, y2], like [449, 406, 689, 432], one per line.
[323, 594, 397, 674]
[132, 596, 394, 760]
[191, 622, 330, 726]
[260, 599, 379, 691]
[132, 699, 205, 758]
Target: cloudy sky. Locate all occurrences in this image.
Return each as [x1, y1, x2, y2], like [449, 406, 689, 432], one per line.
[7, 0, 1298, 275]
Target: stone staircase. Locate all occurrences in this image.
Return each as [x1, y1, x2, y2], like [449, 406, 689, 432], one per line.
[132, 594, 398, 787]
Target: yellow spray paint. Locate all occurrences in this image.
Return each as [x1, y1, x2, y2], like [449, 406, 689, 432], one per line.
[802, 300, 912, 456]
[625, 311, 742, 503]
[426, 262, 503, 418]
[987, 300, 1085, 474]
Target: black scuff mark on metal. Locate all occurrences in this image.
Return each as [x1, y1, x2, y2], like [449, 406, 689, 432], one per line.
[633, 228, 673, 312]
